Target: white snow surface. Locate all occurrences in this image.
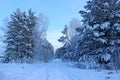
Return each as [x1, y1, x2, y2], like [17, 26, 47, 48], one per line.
[0, 71, 6, 80]
[0, 59, 120, 80]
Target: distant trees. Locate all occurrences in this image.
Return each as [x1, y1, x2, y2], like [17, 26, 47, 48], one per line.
[56, 18, 81, 61]
[37, 39, 54, 62]
[33, 14, 54, 62]
[3, 9, 54, 63]
[56, 25, 70, 59]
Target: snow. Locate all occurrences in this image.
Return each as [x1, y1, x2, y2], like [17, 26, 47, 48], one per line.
[100, 22, 110, 30]
[93, 24, 100, 30]
[0, 71, 6, 80]
[113, 23, 120, 31]
[103, 2, 109, 7]
[98, 38, 107, 44]
[93, 31, 100, 37]
[0, 59, 120, 80]
[116, 13, 120, 17]
[117, 0, 120, 3]
[101, 53, 111, 62]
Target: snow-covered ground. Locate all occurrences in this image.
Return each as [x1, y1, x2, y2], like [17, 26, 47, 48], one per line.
[0, 59, 120, 80]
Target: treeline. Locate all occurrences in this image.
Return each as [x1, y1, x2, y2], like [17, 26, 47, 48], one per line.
[2, 9, 54, 63]
[56, 0, 120, 70]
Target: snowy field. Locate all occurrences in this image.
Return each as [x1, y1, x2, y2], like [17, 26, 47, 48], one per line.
[0, 59, 120, 80]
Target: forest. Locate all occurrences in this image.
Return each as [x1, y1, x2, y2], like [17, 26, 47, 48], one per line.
[0, 0, 120, 80]
[0, 0, 119, 70]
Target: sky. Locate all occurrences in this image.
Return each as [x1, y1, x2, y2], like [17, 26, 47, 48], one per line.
[0, 0, 88, 50]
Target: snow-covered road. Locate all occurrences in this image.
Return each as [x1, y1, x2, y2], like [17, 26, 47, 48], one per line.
[0, 59, 120, 80]
[25, 60, 81, 80]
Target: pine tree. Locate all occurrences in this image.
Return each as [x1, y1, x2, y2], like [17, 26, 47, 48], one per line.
[3, 9, 37, 63]
[3, 9, 24, 63]
[23, 9, 37, 63]
[56, 25, 70, 59]
[58, 25, 70, 45]
[80, 0, 120, 69]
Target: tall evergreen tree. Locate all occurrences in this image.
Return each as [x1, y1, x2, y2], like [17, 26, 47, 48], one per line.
[80, 0, 120, 69]
[56, 25, 69, 59]
[3, 9, 37, 63]
[23, 9, 37, 62]
[3, 9, 24, 63]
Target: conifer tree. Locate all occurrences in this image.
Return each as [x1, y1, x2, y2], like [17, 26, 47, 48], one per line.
[3, 9, 37, 63]
[80, 0, 120, 69]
